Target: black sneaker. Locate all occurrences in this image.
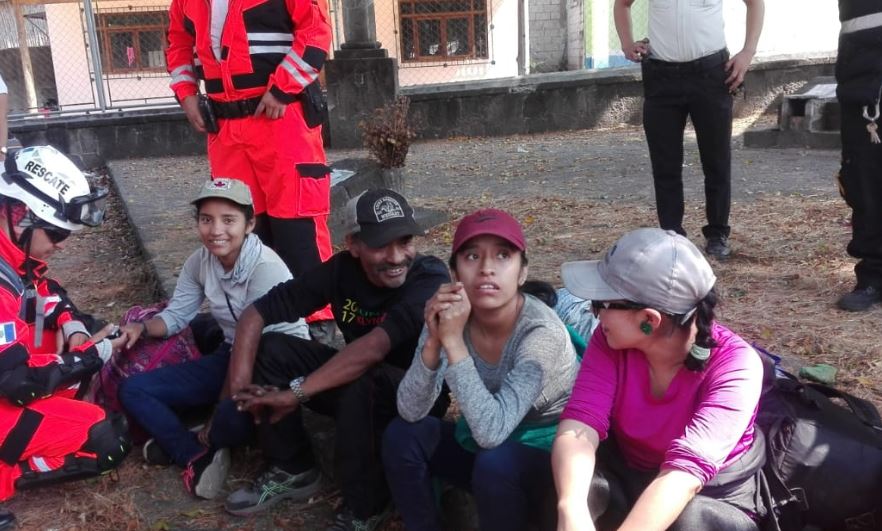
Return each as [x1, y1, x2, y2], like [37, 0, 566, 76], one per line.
[705, 237, 731, 259]
[326, 506, 392, 531]
[836, 285, 882, 312]
[143, 423, 204, 467]
[0, 508, 15, 530]
[142, 438, 172, 467]
[182, 447, 230, 500]
[224, 466, 321, 516]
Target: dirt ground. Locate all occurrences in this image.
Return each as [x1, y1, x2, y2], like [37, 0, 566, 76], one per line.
[5, 125, 881, 530]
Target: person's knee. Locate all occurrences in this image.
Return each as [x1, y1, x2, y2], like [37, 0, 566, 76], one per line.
[212, 398, 250, 431]
[471, 444, 520, 491]
[382, 416, 430, 464]
[670, 496, 758, 531]
[337, 367, 380, 405]
[254, 333, 304, 383]
[117, 372, 149, 408]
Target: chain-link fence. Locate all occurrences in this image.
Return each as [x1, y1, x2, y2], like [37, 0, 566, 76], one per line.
[0, 0, 342, 116]
[372, 0, 501, 86]
[0, 0, 596, 115]
[0, 0, 57, 115]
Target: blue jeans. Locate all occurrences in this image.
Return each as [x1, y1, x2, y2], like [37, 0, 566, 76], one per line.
[382, 416, 556, 531]
[118, 345, 252, 467]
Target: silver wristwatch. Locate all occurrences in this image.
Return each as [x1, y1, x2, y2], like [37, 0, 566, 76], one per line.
[289, 376, 310, 403]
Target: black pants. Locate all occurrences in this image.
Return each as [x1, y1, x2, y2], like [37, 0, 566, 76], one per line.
[839, 102, 882, 288]
[254, 214, 322, 278]
[641, 50, 734, 240]
[237, 332, 448, 519]
[588, 434, 765, 531]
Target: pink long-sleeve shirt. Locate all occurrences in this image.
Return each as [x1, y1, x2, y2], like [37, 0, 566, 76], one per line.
[561, 323, 763, 485]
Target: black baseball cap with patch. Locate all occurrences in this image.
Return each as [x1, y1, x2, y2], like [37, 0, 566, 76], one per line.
[343, 189, 423, 248]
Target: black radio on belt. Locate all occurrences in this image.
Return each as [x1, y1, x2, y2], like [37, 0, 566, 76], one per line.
[198, 94, 220, 134]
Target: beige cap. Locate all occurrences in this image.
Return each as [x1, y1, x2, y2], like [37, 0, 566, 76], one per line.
[191, 178, 253, 207]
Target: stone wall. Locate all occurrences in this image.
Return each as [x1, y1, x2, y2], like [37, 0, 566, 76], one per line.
[403, 55, 836, 139]
[8, 55, 836, 165]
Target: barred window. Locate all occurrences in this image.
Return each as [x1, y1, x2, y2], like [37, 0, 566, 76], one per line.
[399, 0, 488, 62]
[96, 10, 169, 74]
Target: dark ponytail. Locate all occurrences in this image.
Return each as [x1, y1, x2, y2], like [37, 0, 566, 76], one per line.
[683, 288, 718, 372]
[521, 279, 557, 308]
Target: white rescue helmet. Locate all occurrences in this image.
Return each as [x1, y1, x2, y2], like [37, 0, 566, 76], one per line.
[0, 146, 108, 231]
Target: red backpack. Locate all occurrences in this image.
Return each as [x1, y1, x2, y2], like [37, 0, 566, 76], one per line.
[88, 303, 201, 433]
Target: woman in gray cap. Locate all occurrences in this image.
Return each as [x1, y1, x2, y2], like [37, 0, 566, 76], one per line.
[552, 228, 766, 531]
[117, 178, 309, 500]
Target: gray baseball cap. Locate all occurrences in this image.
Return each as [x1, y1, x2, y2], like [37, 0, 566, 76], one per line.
[561, 228, 717, 316]
[191, 178, 253, 207]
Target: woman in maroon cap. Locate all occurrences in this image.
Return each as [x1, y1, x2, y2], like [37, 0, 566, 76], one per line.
[382, 209, 579, 531]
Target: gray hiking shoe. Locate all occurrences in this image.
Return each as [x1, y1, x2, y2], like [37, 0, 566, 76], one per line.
[224, 466, 321, 516]
[326, 506, 392, 531]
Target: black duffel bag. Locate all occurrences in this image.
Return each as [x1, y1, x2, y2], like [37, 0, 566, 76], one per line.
[756, 350, 882, 531]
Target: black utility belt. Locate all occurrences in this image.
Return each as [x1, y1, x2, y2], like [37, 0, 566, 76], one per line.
[199, 82, 325, 130]
[209, 96, 264, 120]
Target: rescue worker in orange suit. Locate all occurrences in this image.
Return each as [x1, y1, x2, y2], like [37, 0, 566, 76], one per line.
[166, 0, 335, 338]
[0, 146, 131, 514]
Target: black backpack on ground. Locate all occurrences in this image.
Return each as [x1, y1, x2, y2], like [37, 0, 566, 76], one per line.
[755, 348, 882, 531]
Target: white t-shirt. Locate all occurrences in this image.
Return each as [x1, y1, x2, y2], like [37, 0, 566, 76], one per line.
[648, 0, 727, 62]
[0, 73, 7, 94]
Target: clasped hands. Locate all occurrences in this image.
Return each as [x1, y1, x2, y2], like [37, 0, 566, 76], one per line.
[233, 384, 299, 424]
[423, 282, 472, 364]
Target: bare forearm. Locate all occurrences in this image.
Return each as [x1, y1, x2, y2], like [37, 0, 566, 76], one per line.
[553, 420, 599, 516]
[226, 305, 265, 396]
[300, 328, 390, 397]
[619, 469, 701, 531]
[613, 0, 635, 49]
[144, 316, 168, 338]
[742, 0, 765, 55]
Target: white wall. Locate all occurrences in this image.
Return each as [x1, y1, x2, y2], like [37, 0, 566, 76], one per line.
[723, 0, 838, 59]
[47, 0, 176, 110]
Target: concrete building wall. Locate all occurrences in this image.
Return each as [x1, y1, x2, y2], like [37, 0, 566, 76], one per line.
[593, 0, 839, 69]
[46, 0, 175, 110]
[377, 0, 520, 86]
[529, 0, 567, 72]
[566, 0, 584, 70]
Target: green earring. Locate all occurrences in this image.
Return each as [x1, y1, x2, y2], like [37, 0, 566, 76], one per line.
[689, 344, 711, 362]
[640, 322, 653, 335]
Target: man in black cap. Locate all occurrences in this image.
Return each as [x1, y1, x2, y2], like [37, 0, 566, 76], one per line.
[219, 189, 449, 530]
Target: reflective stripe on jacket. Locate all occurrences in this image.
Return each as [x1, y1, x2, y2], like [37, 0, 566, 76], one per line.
[166, 0, 332, 103]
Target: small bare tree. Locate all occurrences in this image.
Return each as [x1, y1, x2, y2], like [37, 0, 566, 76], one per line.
[359, 97, 416, 169]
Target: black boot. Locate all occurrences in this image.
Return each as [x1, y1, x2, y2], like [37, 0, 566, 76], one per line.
[836, 285, 882, 312]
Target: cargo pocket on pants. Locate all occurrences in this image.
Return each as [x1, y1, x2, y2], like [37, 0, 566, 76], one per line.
[294, 163, 331, 217]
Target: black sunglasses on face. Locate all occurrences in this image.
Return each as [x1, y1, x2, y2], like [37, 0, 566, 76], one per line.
[39, 225, 71, 244]
[590, 300, 648, 317]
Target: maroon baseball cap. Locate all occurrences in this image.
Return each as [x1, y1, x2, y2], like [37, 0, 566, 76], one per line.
[451, 209, 526, 254]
